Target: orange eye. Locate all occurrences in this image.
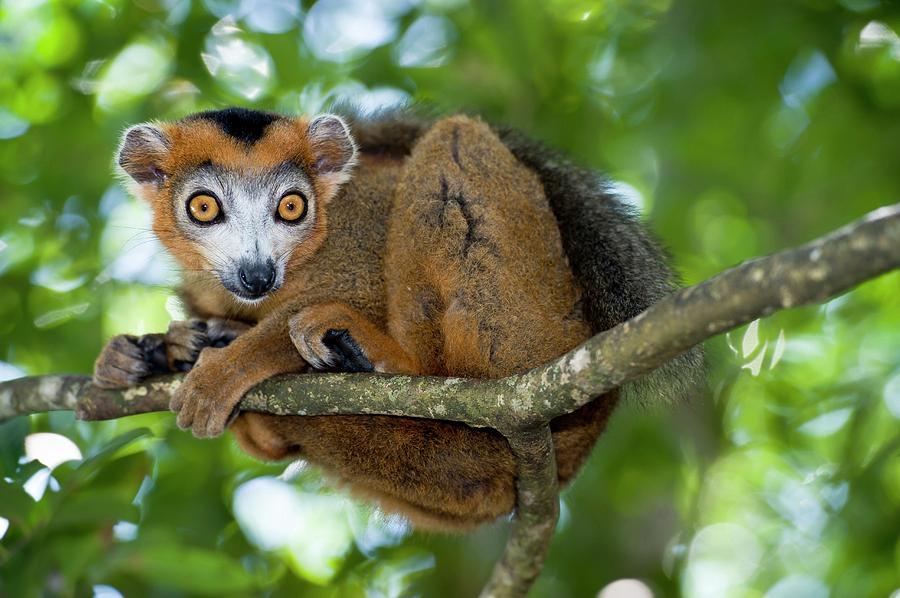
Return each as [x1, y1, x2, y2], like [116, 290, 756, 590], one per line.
[277, 193, 306, 222]
[188, 194, 221, 223]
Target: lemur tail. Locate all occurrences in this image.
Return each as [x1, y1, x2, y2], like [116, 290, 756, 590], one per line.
[497, 129, 706, 406]
[342, 107, 705, 406]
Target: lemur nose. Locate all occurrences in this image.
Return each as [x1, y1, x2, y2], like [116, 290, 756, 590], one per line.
[238, 261, 276, 297]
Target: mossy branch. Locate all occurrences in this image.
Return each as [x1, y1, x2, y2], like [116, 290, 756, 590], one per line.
[1, 202, 898, 598]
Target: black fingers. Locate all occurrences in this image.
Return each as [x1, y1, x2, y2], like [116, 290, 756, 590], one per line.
[206, 318, 250, 348]
[137, 334, 172, 375]
[321, 329, 374, 373]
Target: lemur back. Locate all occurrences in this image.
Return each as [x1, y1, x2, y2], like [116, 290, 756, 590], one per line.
[95, 107, 703, 531]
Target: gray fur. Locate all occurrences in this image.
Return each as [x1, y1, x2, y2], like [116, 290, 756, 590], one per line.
[171, 161, 319, 303]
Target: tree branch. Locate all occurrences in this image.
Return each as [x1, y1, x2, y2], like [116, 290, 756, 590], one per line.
[0, 202, 897, 597]
[481, 426, 559, 598]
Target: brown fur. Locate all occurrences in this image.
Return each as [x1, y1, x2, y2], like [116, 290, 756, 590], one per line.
[96, 112, 620, 531]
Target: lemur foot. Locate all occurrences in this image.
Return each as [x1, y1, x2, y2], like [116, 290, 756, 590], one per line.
[93, 333, 167, 389]
[289, 306, 374, 373]
[171, 346, 236, 437]
[93, 318, 250, 389]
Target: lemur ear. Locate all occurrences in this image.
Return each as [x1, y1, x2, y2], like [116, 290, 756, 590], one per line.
[117, 124, 170, 185]
[307, 114, 357, 177]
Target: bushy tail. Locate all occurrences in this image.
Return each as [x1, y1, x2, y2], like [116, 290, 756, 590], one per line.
[498, 129, 706, 406]
[343, 107, 705, 405]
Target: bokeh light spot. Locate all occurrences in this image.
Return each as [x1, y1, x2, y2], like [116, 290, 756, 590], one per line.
[0, 360, 26, 382]
[598, 578, 655, 598]
[683, 523, 762, 598]
[233, 476, 354, 584]
[242, 0, 302, 34]
[25, 432, 83, 469]
[394, 15, 454, 68]
[0, 109, 30, 140]
[798, 408, 852, 437]
[95, 38, 174, 110]
[303, 0, 415, 62]
[764, 574, 828, 598]
[203, 19, 275, 100]
[92, 586, 125, 598]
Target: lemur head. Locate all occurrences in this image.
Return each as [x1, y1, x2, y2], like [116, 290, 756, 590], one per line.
[117, 107, 357, 303]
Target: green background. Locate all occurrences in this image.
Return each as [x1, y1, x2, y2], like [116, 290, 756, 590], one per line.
[1, 0, 899, 596]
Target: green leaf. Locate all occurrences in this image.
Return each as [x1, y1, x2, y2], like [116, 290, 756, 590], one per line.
[15, 459, 47, 484]
[49, 489, 139, 531]
[89, 452, 151, 493]
[109, 543, 260, 594]
[0, 479, 35, 524]
[0, 418, 28, 475]
[66, 428, 153, 486]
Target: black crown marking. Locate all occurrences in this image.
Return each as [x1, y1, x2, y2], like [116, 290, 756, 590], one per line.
[186, 107, 282, 144]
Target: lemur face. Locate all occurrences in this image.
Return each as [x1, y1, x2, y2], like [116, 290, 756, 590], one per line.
[116, 108, 357, 303]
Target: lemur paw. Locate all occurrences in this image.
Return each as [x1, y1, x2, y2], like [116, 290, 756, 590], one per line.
[207, 317, 251, 347]
[170, 346, 241, 438]
[289, 307, 374, 373]
[165, 318, 250, 372]
[165, 319, 209, 372]
[93, 319, 251, 391]
[93, 334, 166, 389]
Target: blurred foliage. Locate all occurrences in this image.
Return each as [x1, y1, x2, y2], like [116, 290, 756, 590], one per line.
[0, 0, 899, 596]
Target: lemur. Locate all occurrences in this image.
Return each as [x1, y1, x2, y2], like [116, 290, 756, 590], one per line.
[94, 107, 704, 530]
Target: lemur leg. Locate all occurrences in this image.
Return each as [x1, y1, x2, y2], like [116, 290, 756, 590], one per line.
[230, 390, 619, 531]
[387, 115, 591, 378]
[230, 412, 516, 530]
[92, 318, 250, 389]
[288, 302, 421, 374]
[385, 115, 614, 495]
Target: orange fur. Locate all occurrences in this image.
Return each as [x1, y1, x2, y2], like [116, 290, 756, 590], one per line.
[99, 112, 620, 531]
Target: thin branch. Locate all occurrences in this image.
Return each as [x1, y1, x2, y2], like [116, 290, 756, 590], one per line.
[481, 426, 559, 598]
[0, 202, 897, 598]
[0, 375, 84, 421]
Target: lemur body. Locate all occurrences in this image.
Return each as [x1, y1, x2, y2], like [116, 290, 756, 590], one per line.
[95, 107, 703, 530]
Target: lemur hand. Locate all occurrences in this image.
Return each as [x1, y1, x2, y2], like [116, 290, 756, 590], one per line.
[93, 319, 247, 389]
[170, 345, 242, 438]
[167, 318, 250, 369]
[289, 302, 421, 375]
[170, 315, 304, 438]
[93, 333, 167, 389]
[289, 304, 375, 373]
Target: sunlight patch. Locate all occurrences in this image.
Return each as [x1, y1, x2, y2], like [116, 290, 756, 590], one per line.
[233, 476, 354, 584]
[25, 432, 82, 469]
[682, 523, 762, 598]
[599, 578, 655, 598]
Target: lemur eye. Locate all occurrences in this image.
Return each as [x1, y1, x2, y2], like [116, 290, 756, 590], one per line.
[277, 193, 307, 223]
[187, 193, 221, 224]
